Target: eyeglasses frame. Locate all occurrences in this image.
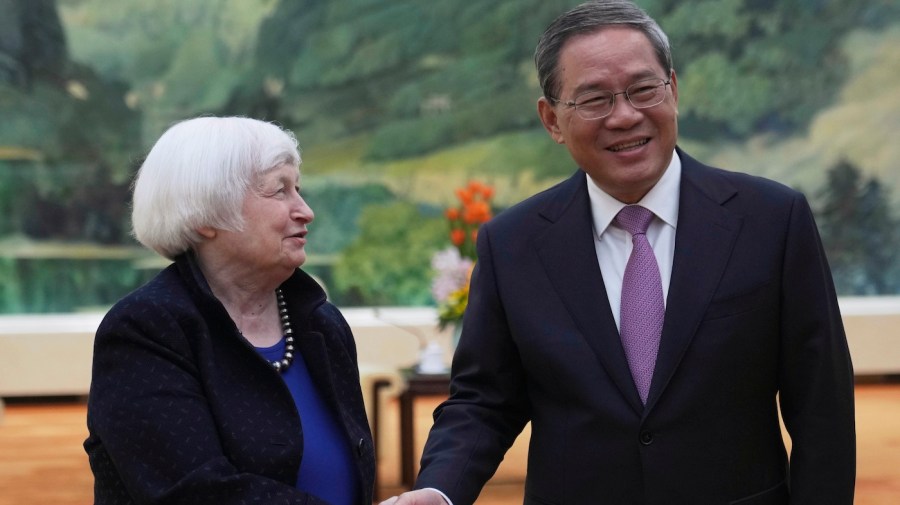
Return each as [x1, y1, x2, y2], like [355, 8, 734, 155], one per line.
[549, 77, 672, 120]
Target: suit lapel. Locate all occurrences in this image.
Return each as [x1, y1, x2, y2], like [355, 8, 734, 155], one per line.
[644, 151, 742, 411]
[532, 155, 743, 413]
[534, 172, 644, 413]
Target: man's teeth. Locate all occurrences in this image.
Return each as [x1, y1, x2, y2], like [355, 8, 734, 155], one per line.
[609, 139, 647, 152]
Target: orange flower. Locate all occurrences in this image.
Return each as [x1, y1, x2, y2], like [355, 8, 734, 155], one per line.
[455, 188, 474, 205]
[462, 200, 491, 224]
[450, 228, 466, 246]
[445, 180, 495, 260]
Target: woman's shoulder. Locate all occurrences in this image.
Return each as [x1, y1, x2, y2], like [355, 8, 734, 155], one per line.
[310, 302, 351, 333]
[97, 265, 200, 341]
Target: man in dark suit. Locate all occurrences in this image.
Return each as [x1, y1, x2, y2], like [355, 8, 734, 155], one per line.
[382, 1, 856, 504]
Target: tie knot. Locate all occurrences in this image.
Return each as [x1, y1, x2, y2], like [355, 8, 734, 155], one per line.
[615, 205, 654, 236]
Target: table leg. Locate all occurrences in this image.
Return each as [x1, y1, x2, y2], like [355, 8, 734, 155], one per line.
[371, 379, 392, 500]
[399, 389, 415, 488]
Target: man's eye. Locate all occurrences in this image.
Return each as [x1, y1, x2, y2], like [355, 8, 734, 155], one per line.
[578, 94, 611, 107]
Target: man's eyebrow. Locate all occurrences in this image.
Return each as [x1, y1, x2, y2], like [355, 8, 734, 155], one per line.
[570, 70, 662, 97]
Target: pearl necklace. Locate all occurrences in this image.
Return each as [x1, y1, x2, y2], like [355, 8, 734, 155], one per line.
[270, 288, 295, 373]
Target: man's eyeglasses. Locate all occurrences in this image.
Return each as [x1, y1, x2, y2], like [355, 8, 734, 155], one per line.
[550, 77, 671, 120]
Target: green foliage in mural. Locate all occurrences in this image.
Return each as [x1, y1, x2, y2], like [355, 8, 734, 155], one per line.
[0, 0, 141, 245]
[2, 0, 900, 311]
[332, 202, 446, 306]
[817, 159, 900, 295]
[238, 0, 900, 149]
[301, 181, 397, 255]
[666, 0, 884, 136]
[0, 250, 155, 313]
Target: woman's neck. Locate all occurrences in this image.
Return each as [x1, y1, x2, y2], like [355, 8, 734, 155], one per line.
[194, 249, 284, 346]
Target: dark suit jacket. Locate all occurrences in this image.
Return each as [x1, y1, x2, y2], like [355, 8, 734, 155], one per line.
[84, 252, 375, 505]
[415, 148, 855, 505]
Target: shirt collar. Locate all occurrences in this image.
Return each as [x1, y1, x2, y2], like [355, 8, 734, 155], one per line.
[587, 150, 681, 238]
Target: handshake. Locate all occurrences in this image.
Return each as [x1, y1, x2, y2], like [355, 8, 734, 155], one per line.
[379, 488, 450, 505]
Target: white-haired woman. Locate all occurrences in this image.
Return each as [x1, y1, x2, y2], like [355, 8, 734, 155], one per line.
[84, 117, 374, 505]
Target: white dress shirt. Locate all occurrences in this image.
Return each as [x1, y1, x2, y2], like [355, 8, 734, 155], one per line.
[586, 150, 681, 330]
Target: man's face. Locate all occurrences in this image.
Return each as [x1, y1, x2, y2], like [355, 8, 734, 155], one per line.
[537, 27, 679, 204]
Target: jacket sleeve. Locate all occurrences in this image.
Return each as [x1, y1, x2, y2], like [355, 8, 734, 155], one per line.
[84, 297, 330, 505]
[414, 223, 531, 505]
[777, 193, 856, 504]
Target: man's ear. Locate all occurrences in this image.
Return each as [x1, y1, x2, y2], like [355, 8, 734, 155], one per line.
[537, 97, 565, 144]
[669, 69, 679, 111]
[196, 226, 217, 239]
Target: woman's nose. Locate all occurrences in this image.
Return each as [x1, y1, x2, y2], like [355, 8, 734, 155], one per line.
[293, 196, 314, 223]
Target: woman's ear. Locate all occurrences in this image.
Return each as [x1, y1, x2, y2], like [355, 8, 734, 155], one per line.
[196, 227, 217, 239]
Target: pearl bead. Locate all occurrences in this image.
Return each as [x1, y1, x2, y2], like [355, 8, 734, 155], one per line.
[266, 288, 294, 373]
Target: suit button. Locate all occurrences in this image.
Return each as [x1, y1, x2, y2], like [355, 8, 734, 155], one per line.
[639, 430, 653, 445]
[357, 438, 365, 456]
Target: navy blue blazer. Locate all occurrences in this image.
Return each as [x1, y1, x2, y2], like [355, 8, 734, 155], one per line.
[415, 148, 855, 505]
[84, 253, 375, 504]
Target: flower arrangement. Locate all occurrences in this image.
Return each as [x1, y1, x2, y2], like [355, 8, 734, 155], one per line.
[431, 181, 494, 330]
[431, 247, 473, 330]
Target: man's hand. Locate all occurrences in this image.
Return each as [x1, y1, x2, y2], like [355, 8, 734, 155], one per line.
[379, 488, 449, 505]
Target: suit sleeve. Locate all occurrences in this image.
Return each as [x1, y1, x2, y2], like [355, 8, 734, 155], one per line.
[414, 223, 531, 505]
[777, 193, 856, 504]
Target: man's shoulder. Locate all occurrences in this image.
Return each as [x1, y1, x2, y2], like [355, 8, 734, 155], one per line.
[680, 149, 802, 203]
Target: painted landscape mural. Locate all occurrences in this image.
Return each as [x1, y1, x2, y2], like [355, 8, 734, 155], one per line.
[2, 0, 900, 313]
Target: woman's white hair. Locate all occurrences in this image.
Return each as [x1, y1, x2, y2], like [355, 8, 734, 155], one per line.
[131, 116, 301, 260]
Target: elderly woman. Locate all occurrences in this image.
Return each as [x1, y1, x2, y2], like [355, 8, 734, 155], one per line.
[84, 117, 374, 504]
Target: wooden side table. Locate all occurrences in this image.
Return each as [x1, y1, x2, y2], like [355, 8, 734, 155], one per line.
[399, 369, 451, 488]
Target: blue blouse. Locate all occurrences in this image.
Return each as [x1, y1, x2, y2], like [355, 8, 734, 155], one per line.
[256, 338, 360, 505]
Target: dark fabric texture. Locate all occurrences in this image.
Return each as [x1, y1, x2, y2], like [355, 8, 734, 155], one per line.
[414, 148, 856, 505]
[84, 252, 375, 505]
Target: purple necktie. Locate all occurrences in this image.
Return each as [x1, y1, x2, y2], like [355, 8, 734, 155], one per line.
[615, 205, 664, 404]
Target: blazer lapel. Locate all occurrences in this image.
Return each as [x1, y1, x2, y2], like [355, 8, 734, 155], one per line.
[534, 172, 644, 413]
[644, 151, 742, 411]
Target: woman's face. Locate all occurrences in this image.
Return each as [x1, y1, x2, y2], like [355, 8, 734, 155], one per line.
[212, 163, 314, 278]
